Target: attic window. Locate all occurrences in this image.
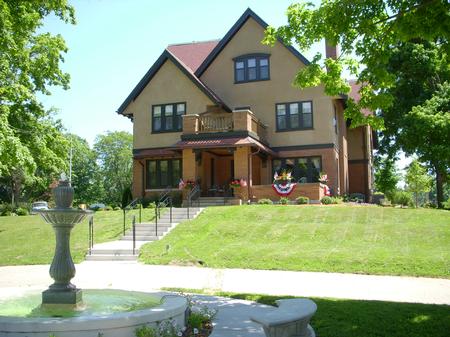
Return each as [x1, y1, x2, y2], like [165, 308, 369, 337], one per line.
[234, 54, 270, 83]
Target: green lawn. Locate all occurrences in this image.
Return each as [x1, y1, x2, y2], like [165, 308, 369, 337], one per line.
[166, 288, 450, 337]
[0, 208, 155, 265]
[140, 205, 450, 278]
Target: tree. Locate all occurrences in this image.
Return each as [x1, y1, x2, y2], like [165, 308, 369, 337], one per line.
[374, 157, 400, 198]
[377, 41, 450, 207]
[405, 160, 433, 207]
[406, 83, 450, 206]
[0, 1, 75, 204]
[264, 1, 450, 206]
[94, 131, 133, 206]
[263, 1, 450, 128]
[67, 134, 105, 205]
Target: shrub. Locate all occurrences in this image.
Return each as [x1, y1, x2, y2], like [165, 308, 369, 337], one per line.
[330, 196, 343, 204]
[15, 207, 29, 216]
[188, 311, 206, 329]
[113, 206, 121, 211]
[135, 325, 157, 337]
[104, 206, 113, 211]
[391, 190, 413, 207]
[296, 196, 309, 204]
[423, 202, 437, 209]
[379, 198, 392, 207]
[257, 198, 273, 205]
[279, 197, 290, 205]
[443, 198, 450, 210]
[0, 203, 13, 216]
[321, 196, 332, 205]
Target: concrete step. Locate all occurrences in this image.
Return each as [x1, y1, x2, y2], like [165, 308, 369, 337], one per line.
[90, 248, 137, 255]
[85, 254, 138, 261]
[125, 229, 169, 236]
[121, 235, 159, 241]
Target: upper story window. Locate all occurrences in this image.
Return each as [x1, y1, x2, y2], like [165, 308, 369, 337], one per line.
[234, 54, 270, 83]
[152, 102, 185, 133]
[276, 101, 313, 131]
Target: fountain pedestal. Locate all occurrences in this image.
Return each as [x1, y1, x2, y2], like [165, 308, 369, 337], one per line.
[38, 179, 91, 305]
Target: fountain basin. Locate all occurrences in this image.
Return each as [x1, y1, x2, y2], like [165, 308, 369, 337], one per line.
[0, 289, 187, 337]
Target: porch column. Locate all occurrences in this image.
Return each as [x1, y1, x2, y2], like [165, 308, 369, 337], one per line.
[182, 149, 197, 181]
[132, 159, 145, 198]
[233, 146, 250, 201]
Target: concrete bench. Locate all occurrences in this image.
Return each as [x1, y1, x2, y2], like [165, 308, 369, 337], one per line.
[250, 298, 317, 337]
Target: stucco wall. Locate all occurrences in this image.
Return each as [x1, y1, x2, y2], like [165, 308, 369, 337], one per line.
[200, 17, 335, 147]
[125, 60, 214, 150]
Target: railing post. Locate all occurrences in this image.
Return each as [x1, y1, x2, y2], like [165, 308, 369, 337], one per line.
[170, 198, 173, 224]
[132, 215, 136, 255]
[155, 205, 158, 237]
[88, 216, 93, 255]
[123, 209, 126, 235]
[139, 202, 142, 223]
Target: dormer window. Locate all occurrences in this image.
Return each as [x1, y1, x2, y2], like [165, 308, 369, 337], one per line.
[234, 54, 270, 83]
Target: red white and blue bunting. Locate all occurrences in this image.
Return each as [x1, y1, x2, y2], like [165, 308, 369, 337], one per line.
[272, 181, 297, 196]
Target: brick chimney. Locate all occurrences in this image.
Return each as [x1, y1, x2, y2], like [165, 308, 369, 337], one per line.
[325, 39, 339, 60]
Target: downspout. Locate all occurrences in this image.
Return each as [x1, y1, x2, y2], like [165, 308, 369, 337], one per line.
[247, 147, 261, 202]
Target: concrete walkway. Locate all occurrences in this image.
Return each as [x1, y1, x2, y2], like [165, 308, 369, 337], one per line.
[1, 262, 449, 305]
[1, 263, 449, 336]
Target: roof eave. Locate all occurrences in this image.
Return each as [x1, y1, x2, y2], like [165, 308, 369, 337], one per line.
[195, 7, 310, 78]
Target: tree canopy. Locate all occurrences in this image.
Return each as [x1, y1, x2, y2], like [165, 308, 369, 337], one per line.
[405, 159, 432, 207]
[263, 0, 450, 128]
[0, 0, 75, 204]
[94, 131, 133, 206]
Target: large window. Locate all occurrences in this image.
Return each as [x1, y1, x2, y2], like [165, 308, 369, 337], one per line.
[152, 103, 185, 133]
[234, 54, 270, 83]
[272, 157, 321, 183]
[146, 159, 182, 189]
[276, 101, 313, 131]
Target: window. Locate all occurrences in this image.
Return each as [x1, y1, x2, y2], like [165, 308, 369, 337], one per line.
[276, 101, 313, 131]
[146, 159, 182, 189]
[272, 157, 321, 183]
[333, 105, 338, 134]
[234, 54, 270, 83]
[152, 103, 185, 133]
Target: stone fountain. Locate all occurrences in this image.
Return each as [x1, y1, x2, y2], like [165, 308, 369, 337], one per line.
[0, 175, 187, 337]
[38, 174, 91, 306]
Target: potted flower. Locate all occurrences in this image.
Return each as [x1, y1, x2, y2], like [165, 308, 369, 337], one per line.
[230, 179, 241, 188]
[318, 173, 328, 184]
[184, 180, 196, 190]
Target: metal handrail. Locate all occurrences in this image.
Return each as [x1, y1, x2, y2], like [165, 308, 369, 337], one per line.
[132, 215, 136, 255]
[155, 187, 173, 237]
[88, 216, 94, 255]
[122, 197, 142, 235]
[187, 184, 201, 219]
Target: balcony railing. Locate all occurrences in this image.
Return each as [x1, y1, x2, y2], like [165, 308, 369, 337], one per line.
[199, 114, 233, 132]
[183, 109, 267, 142]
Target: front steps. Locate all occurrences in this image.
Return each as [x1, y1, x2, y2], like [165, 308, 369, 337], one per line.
[85, 207, 202, 261]
[194, 197, 240, 207]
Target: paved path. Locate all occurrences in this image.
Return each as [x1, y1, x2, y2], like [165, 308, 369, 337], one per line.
[1, 262, 449, 305]
[1, 263, 449, 337]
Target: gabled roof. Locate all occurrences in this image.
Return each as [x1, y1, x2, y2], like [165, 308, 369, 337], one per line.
[195, 8, 310, 77]
[117, 48, 229, 114]
[117, 8, 311, 116]
[167, 40, 219, 73]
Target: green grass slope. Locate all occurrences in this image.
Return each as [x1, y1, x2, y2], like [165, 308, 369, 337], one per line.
[0, 208, 155, 265]
[140, 205, 450, 277]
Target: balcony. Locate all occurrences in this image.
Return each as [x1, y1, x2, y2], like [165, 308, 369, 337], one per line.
[182, 109, 268, 143]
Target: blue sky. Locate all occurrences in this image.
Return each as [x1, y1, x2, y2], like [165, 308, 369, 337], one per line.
[39, 0, 322, 145]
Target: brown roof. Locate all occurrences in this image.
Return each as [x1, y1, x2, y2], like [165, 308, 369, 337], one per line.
[167, 40, 219, 73]
[348, 80, 372, 116]
[175, 137, 275, 156]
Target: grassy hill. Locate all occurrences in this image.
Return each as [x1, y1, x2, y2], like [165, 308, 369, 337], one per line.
[0, 208, 154, 265]
[140, 205, 450, 278]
